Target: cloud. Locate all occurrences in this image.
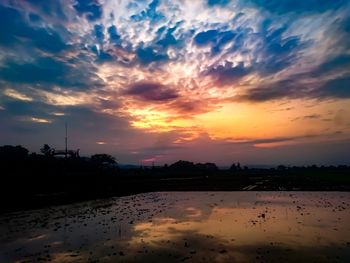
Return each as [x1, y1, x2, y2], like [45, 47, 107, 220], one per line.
[29, 117, 52, 123]
[156, 27, 179, 48]
[194, 29, 235, 55]
[94, 24, 104, 43]
[3, 89, 33, 102]
[136, 46, 169, 65]
[317, 76, 350, 98]
[194, 30, 220, 46]
[303, 114, 321, 119]
[237, 79, 299, 102]
[130, 0, 164, 24]
[0, 57, 65, 84]
[107, 25, 121, 44]
[237, 74, 350, 102]
[254, 22, 306, 76]
[206, 61, 252, 85]
[224, 132, 345, 148]
[208, 0, 231, 7]
[311, 55, 350, 77]
[167, 98, 220, 115]
[125, 82, 179, 102]
[246, 0, 346, 14]
[196, 20, 307, 85]
[1, 99, 59, 118]
[73, 0, 103, 21]
[0, 5, 68, 53]
[0, 57, 103, 90]
[22, 0, 67, 21]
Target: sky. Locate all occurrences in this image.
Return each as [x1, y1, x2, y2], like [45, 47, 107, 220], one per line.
[0, 0, 350, 166]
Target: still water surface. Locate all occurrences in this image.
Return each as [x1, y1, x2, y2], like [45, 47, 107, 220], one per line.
[1, 192, 350, 262]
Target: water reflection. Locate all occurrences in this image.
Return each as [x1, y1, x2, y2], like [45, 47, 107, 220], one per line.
[0, 192, 349, 262]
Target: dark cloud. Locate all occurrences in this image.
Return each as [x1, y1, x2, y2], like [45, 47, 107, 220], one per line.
[194, 30, 235, 54]
[306, 14, 350, 79]
[10, 0, 67, 22]
[238, 79, 299, 102]
[255, 22, 306, 76]
[96, 50, 114, 62]
[145, 23, 185, 62]
[206, 61, 252, 85]
[317, 76, 350, 98]
[198, 22, 307, 82]
[108, 25, 121, 44]
[303, 114, 321, 119]
[167, 98, 219, 115]
[156, 26, 178, 48]
[0, 57, 66, 84]
[0, 4, 103, 91]
[246, 0, 345, 14]
[0, 5, 68, 53]
[0, 56, 103, 90]
[236, 69, 350, 102]
[242, 15, 350, 103]
[212, 31, 235, 54]
[136, 47, 169, 65]
[208, 0, 231, 7]
[94, 24, 104, 43]
[73, 0, 103, 21]
[311, 55, 350, 77]
[29, 13, 42, 23]
[2, 100, 52, 117]
[244, 137, 295, 145]
[226, 133, 331, 147]
[125, 82, 179, 101]
[194, 30, 219, 46]
[130, 0, 164, 23]
[98, 99, 121, 110]
[238, 73, 350, 102]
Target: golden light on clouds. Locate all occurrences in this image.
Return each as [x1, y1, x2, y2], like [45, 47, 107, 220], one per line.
[30, 117, 52, 123]
[37, 89, 94, 106]
[128, 108, 192, 132]
[1, 0, 350, 165]
[4, 89, 33, 101]
[51, 112, 66, 116]
[194, 99, 350, 141]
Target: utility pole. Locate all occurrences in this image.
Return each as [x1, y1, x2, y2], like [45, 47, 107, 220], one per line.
[65, 122, 68, 159]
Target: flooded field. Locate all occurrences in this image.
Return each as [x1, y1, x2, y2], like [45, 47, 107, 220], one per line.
[1, 192, 350, 263]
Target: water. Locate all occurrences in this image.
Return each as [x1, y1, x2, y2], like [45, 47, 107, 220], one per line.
[1, 192, 349, 262]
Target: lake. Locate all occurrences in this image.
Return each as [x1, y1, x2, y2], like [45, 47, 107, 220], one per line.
[1, 192, 349, 262]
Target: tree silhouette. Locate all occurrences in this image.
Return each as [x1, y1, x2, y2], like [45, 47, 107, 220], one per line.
[40, 144, 54, 156]
[91, 154, 116, 165]
[230, 162, 242, 171]
[0, 145, 29, 160]
[169, 160, 196, 171]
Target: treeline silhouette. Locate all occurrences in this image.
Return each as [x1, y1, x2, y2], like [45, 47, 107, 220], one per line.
[0, 144, 349, 213]
[1, 145, 118, 178]
[1, 145, 349, 177]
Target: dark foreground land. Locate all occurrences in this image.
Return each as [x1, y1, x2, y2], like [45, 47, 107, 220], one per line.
[1, 163, 350, 214]
[1, 145, 349, 213]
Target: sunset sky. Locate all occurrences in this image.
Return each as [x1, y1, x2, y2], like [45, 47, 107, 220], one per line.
[0, 0, 349, 166]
